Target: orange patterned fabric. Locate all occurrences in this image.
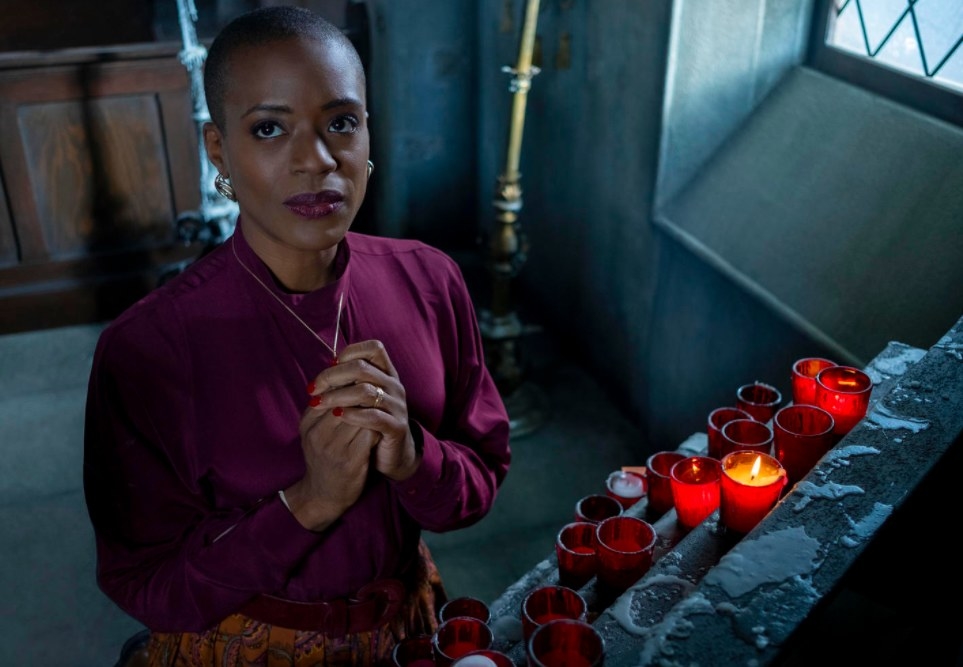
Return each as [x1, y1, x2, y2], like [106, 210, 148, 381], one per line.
[145, 541, 447, 667]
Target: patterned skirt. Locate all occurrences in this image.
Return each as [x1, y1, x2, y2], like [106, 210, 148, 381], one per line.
[144, 540, 448, 667]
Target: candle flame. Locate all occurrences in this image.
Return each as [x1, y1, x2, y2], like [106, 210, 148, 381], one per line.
[750, 455, 762, 481]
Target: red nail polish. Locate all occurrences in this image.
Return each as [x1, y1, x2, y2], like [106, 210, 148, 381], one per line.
[329, 358, 339, 367]
[306, 381, 316, 395]
[332, 407, 344, 417]
[308, 396, 322, 408]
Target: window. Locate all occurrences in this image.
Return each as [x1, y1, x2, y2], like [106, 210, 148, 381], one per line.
[809, 0, 963, 127]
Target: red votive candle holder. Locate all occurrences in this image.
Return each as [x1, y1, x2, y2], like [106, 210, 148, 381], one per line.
[719, 418, 773, 459]
[451, 649, 515, 667]
[736, 381, 783, 423]
[574, 494, 623, 525]
[720, 451, 787, 534]
[773, 404, 836, 486]
[605, 469, 647, 509]
[432, 616, 494, 667]
[815, 365, 873, 437]
[392, 634, 436, 667]
[707, 406, 753, 459]
[528, 618, 605, 667]
[670, 456, 722, 528]
[644, 451, 685, 517]
[520, 585, 587, 644]
[439, 596, 492, 625]
[594, 515, 657, 598]
[791, 357, 836, 406]
[555, 521, 598, 591]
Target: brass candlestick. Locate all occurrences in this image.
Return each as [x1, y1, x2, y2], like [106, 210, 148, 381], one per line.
[479, 0, 547, 437]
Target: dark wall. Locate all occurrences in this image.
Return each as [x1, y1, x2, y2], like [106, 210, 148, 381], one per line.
[3, 0, 961, 453]
[364, 0, 480, 250]
[0, 0, 155, 51]
[476, 0, 674, 447]
[468, 0, 962, 451]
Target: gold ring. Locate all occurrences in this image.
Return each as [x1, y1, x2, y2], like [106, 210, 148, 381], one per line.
[373, 386, 385, 408]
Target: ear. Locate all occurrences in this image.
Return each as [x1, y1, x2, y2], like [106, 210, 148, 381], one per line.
[203, 122, 226, 173]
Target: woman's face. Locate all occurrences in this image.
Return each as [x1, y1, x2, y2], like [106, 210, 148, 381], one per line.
[205, 36, 369, 257]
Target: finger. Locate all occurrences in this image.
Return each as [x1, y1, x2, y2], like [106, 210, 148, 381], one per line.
[308, 360, 396, 410]
[372, 384, 387, 411]
[299, 402, 327, 438]
[336, 339, 398, 377]
[305, 344, 384, 396]
[299, 405, 355, 444]
[309, 357, 383, 393]
[319, 382, 393, 418]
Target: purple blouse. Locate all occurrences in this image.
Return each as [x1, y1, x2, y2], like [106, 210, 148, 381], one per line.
[83, 223, 511, 632]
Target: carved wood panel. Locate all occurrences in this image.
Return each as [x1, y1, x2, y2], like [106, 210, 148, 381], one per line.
[0, 175, 15, 268]
[18, 95, 174, 261]
[0, 50, 203, 333]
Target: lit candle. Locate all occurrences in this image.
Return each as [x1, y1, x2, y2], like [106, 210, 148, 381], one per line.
[720, 451, 787, 534]
[791, 357, 836, 406]
[815, 365, 873, 437]
[669, 456, 722, 529]
[605, 470, 646, 509]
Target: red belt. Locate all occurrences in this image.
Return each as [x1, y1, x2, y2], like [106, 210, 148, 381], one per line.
[238, 579, 406, 638]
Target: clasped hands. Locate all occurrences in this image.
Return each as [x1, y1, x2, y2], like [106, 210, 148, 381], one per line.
[284, 339, 420, 531]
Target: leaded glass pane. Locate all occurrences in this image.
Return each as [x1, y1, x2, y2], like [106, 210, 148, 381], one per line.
[826, 0, 963, 93]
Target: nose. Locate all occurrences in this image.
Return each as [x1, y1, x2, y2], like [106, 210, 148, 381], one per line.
[291, 133, 337, 174]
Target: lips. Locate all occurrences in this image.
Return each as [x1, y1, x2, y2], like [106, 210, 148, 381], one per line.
[283, 191, 345, 219]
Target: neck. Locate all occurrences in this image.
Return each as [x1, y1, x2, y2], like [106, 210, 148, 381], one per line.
[265, 247, 339, 293]
[244, 235, 341, 293]
[232, 235, 347, 356]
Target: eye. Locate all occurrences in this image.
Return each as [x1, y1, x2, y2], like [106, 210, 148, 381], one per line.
[328, 114, 360, 134]
[251, 120, 285, 139]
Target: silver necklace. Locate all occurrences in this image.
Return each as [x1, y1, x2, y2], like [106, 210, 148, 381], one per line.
[232, 236, 345, 356]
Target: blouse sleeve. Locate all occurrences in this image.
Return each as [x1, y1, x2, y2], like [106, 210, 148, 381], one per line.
[390, 258, 512, 531]
[83, 311, 321, 633]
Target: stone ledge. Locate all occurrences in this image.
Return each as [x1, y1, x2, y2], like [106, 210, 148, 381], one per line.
[622, 320, 961, 665]
[483, 329, 953, 665]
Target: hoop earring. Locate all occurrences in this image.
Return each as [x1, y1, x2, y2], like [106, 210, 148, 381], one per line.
[214, 173, 237, 202]
[367, 160, 374, 179]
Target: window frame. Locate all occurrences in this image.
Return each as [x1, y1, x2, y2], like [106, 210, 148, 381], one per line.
[807, 0, 963, 128]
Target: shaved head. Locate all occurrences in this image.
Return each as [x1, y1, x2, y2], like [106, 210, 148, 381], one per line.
[203, 6, 364, 130]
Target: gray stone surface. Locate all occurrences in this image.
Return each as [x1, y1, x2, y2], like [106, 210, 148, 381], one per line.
[1, 490, 143, 666]
[489, 433, 707, 664]
[485, 331, 960, 666]
[620, 319, 962, 665]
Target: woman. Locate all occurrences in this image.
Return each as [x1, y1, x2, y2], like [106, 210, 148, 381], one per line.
[83, 6, 511, 666]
